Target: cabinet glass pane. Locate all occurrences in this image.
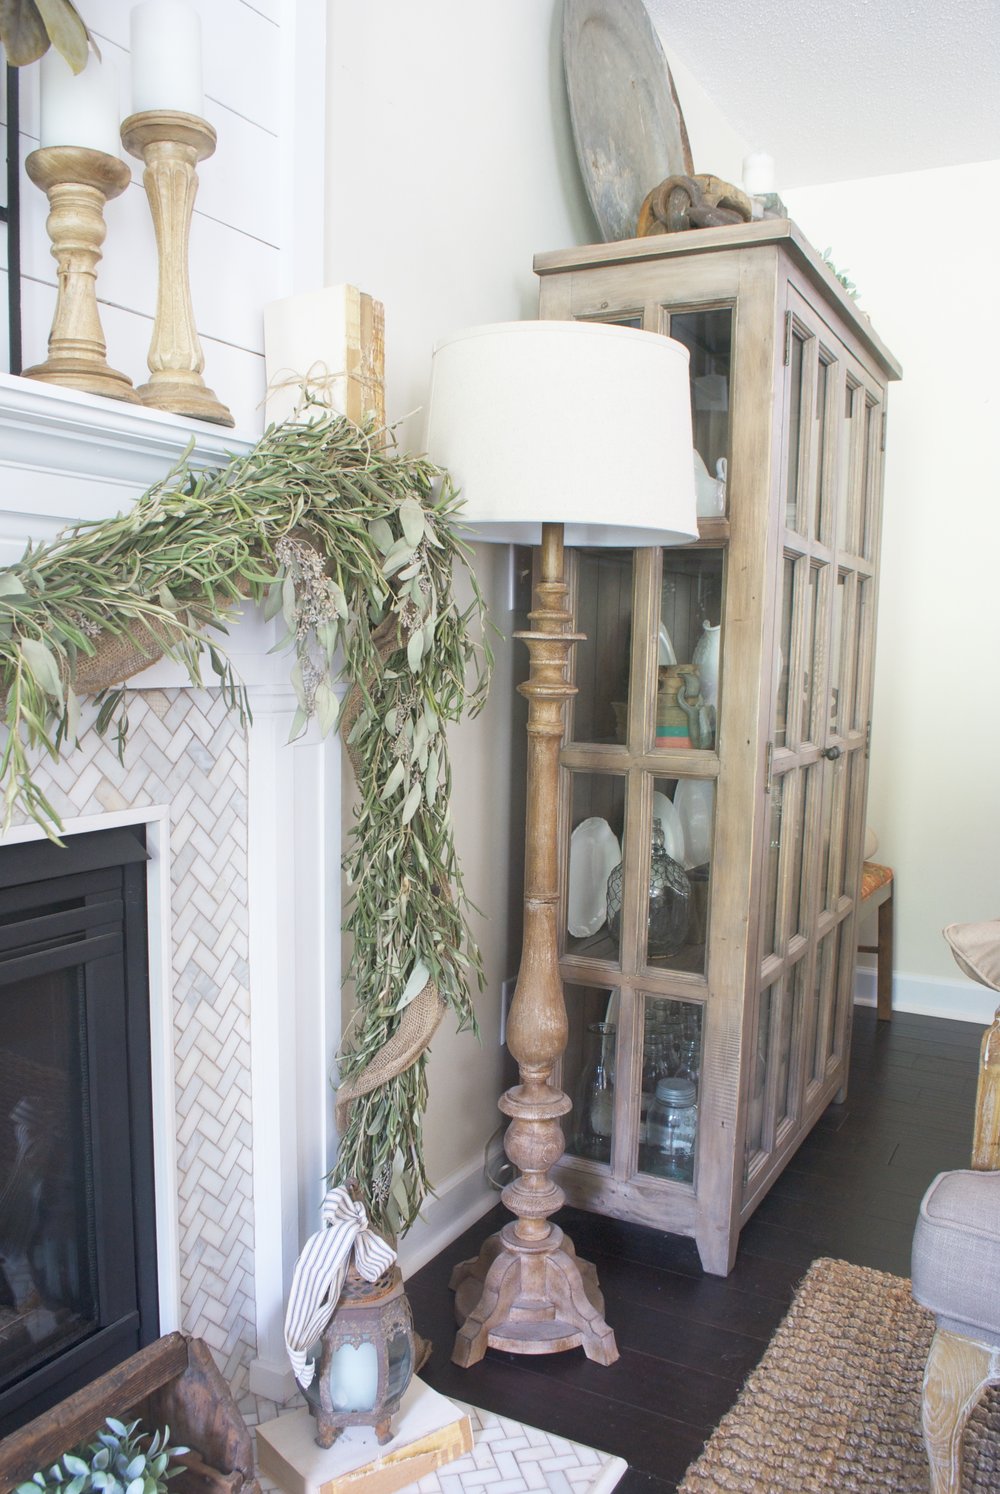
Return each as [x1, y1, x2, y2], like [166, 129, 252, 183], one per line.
[638, 995, 703, 1184]
[792, 765, 813, 936]
[670, 309, 731, 488]
[829, 570, 847, 738]
[785, 329, 806, 532]
[838, 380, 864, 555]
[762, 774, 784, 958]
[564, 983, 618, 1165]
[567, 772, 626, 962]
[850, 577, 875, 732]
[775, 556, 795, 748]
[811, 932, 837, 1086]
[801, 562, 824, 744]
[658, 549, 723, 751]
[745, 980, 774, 1170]
[573, 549, 634, 745]
[642, 775, 713, 974]
[777, 961, 804, 1128]
[861, 397, 880, 561]
[812, 355, 834, 543]
[823, 753, 849, 913]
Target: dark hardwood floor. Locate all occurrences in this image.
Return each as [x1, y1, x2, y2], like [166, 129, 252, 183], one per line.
[406, 1006, 984, 1491]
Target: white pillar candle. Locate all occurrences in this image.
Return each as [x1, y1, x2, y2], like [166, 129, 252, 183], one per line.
[130, 0, 203, 116]
[40, 51, 121, 158]
[742, 152, 776, 196]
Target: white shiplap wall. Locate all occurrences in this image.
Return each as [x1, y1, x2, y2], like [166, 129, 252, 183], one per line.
[2, 0, 325, 434]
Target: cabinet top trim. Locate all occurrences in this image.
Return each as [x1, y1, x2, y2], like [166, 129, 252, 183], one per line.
[533, 218, 901, 382]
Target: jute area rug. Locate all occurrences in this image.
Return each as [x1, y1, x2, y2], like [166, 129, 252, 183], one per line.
[679, 1256, 1000, 1492]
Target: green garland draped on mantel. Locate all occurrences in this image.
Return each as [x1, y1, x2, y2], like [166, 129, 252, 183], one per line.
[0, 404, 493, 1234]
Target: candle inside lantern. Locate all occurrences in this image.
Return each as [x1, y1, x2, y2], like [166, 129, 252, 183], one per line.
[326, 1341, 379, 1412]
[40, 52, 121, 158]
[130, 0, 204, 116]
[742, 151, 776, 196]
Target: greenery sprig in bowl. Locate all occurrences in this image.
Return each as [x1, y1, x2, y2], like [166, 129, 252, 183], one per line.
[17, 1417, 189, 1494]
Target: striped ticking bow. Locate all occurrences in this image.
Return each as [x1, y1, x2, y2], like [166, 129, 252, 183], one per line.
[283, 1185, 397, 1388]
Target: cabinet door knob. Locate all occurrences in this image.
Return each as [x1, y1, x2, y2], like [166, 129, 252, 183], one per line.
[822, 745, 842, 761]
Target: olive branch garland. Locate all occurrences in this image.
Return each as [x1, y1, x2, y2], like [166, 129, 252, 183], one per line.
[0, 404, 493, 1235]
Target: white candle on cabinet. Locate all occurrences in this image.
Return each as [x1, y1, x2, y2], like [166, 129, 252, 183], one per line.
[130, 0, 204, 116]
[39, 51, 121, 158]
[742, 152, 776, 196]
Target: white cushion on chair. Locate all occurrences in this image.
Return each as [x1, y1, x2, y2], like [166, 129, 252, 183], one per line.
[912, 1170, 1000, 1342]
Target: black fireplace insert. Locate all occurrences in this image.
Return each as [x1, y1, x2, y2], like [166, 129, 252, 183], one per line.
[0, 826, 158, 1435]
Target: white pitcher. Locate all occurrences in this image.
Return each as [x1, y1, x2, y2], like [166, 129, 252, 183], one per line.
[692, 620, 721, 708]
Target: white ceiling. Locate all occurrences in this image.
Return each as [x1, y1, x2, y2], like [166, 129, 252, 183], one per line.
[645, 0, 1000, 188]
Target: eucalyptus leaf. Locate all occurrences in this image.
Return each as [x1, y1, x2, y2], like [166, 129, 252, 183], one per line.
[0, 573, 27, 597]
[406, 628, 424, 673]
[396, 958, 430, 1011]
[399, 498, 425, 548]
[20, 636, 64, 702]
[401, 780, 421, 824]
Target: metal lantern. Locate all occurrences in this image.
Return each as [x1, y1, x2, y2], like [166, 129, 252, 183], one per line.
[303, 1256, 416, 1448]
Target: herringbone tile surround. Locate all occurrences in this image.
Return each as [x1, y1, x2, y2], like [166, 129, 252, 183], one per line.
[9, 689, 258, 1400]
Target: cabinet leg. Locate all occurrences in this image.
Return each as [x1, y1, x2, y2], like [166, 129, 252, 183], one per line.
[695, 1221, 738, 1277]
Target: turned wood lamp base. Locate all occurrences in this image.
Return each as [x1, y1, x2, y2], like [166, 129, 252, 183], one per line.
[450, 1223, 618, 1365]
[449, 522, 618, 1368]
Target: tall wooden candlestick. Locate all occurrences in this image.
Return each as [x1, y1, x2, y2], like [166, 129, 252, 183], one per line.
[120, 110, 233, 427]
[23, 147, 139, 402]
[449, 521, 619, 1367]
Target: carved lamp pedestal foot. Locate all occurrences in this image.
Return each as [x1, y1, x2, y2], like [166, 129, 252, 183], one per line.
[121, 110, 234, 427]
[23, 147, 139, 402]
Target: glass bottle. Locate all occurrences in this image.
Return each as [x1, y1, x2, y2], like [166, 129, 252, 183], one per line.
[647, 1076, 698, 1182]
[607, 819, 691, 957]
[574, 1021, 615, 1163]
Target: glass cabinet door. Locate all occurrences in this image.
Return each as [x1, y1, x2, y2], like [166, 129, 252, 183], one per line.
[745, 288, 884, 1194]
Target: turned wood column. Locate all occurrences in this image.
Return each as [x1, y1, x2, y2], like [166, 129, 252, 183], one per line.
[121, 110, 233, 427]
[450, 522, 618, 1366]
[22, 147, 138, 402]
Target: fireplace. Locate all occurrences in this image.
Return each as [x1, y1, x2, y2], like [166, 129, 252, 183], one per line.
[0, 827, 158, 1435]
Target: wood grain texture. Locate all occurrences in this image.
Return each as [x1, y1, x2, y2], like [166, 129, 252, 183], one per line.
[921, 1327, 1000, 1494]
[972, 1007, 1000, 1170]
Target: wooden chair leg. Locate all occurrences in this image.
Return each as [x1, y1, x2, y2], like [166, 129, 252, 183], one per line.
[922, 1327, 1000, 1494]
[876, 887, 893, 1020]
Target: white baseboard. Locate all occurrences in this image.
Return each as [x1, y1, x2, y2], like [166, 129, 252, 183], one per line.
[249, 1356, 298, 1403]
[854, 964, 997, 1025]
[397, 1155, 500, 1279]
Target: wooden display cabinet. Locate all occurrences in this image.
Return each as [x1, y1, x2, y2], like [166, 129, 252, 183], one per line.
[535, 220, 901, 1274]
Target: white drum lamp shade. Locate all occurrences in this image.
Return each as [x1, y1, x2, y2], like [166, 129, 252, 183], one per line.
[426, 319, 697, 547]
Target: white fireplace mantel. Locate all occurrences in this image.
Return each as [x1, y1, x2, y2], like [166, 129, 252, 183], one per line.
[0, 372, 342, 1405]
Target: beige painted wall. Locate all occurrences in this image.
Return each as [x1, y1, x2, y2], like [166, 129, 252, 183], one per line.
[323, 0, 597, 1191]
[784, 163, 1000, 985]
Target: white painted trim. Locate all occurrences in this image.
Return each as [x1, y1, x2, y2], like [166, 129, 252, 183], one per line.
[396, 1157, 499, 1279]
[0, 373, 254, 522]
[246, 682, 343, 1402]
[855, 964, 996, 1025]
[0, 805, 183, 1333]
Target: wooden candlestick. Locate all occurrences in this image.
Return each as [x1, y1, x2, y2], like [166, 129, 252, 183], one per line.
[449, 522, 619, 1367]
[23, 147, 139, 402]
[120, 110, 233, 427]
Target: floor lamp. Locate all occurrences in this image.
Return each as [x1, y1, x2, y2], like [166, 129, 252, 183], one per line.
[426, 320, 698, 1366]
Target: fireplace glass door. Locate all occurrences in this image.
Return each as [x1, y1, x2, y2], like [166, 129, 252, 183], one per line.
[0, 827, 156, 1435]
